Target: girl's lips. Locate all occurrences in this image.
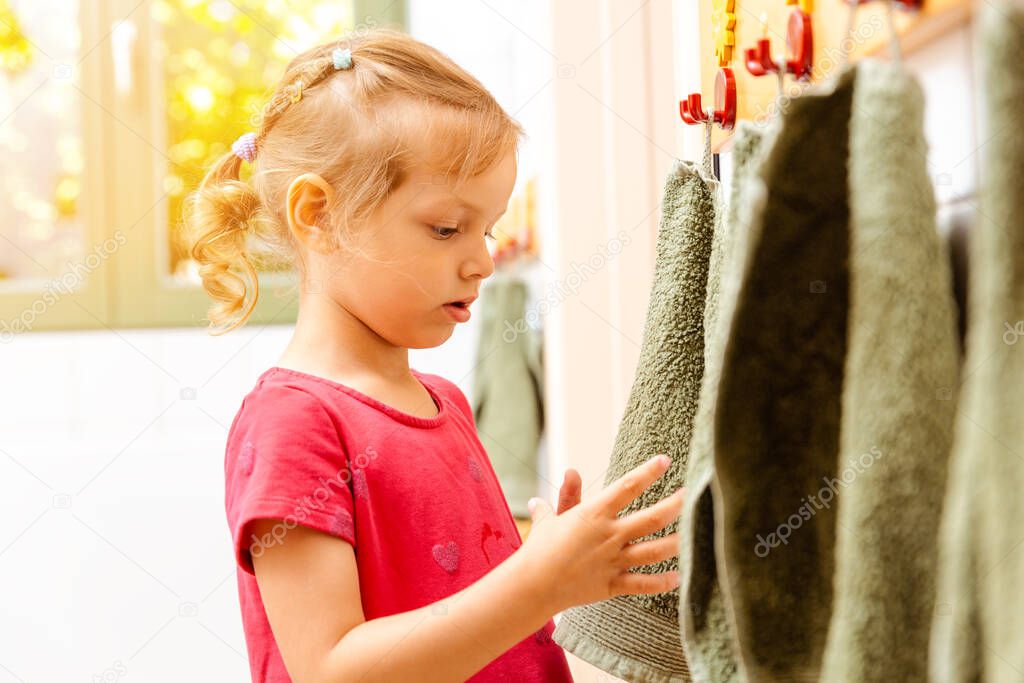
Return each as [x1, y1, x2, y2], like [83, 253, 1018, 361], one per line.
[443, 303, 471, 323]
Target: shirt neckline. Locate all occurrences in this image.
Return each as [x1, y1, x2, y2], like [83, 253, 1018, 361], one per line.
[262, 366, 449, 429]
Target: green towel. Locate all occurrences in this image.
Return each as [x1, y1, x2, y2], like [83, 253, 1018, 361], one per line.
[677, 122, 766, 683]
[931, 6, 1024, 681]
[552, 159, 719, 683]
[818, 58, 959, 683]
[683, 60, 959, 681]
[471, 270, 545, 518]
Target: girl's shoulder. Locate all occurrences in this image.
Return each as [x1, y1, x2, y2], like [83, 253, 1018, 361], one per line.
[226, 370, 343, 454]
[223, 369, 369, 483]
[223, 372, 357, 575]
[233, 367, 336, 426]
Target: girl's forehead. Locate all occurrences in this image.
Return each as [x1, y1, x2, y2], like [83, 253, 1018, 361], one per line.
[403, 152, 515, 217]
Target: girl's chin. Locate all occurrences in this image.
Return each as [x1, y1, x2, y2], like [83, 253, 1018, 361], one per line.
[397, 324, 455, 350]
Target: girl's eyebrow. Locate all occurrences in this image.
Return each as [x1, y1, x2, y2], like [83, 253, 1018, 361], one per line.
[422, 193, 481, 213]
[424, 194, 507, 221]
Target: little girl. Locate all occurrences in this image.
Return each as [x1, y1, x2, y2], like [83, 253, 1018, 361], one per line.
[187, 29, 685, 683]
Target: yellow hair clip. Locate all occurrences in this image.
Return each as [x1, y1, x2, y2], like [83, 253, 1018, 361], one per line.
[290, 81, 303, 103]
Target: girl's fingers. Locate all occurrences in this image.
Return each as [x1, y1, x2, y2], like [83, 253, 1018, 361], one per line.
[619, 532, 681, 569]
[597, 454, 672, 517]
[557, 468, 583, 515]
[611, 568, 680, 597]
[618, 487, 686, 542]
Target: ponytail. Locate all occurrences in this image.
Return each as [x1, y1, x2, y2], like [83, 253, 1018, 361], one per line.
[185, 150, 265, 334]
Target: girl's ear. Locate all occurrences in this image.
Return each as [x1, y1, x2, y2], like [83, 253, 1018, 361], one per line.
[286, 173, 336, 253]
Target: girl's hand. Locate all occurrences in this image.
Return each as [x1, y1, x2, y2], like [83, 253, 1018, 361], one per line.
[519, 454, 685, 614]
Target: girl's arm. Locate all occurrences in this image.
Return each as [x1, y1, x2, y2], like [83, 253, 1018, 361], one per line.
[251, 454, 683, 683]
[250, 519, 554, 683]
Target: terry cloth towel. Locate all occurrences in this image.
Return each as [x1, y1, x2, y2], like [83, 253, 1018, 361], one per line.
[552, 159, 719, 683]
[471, 270, 545, 518]
[678, 121, 766, 683]
[685, 60, 960, 682]
[931, 6, 1024, 681]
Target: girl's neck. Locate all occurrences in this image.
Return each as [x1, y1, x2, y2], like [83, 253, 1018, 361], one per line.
[278, 291, 411, 383]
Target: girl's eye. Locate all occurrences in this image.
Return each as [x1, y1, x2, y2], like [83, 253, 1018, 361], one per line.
[431, 225, 458, 240]
[431, 225, 497, 241]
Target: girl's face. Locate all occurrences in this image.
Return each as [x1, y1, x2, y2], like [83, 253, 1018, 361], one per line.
[323, 149, 516, 349]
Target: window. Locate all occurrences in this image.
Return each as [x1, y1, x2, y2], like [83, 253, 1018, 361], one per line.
[0, 0, 405, 334]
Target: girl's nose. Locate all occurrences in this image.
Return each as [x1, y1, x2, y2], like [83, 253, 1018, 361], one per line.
[461, 235, 495, 280]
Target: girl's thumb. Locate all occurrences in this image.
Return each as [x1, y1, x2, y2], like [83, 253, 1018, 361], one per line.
[528, 497, 552, 521]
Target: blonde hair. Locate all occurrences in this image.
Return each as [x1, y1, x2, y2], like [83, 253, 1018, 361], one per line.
[184, 28, 525, 334]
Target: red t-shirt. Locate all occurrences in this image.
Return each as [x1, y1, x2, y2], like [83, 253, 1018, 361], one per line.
[224, 366, 573, 682]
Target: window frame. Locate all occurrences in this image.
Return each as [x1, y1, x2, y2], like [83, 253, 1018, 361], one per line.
[0, 0, 406, 332]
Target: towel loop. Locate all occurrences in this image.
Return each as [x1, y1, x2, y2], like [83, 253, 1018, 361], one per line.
[841, 0, 924, 64]
[885, 1, 904, 62]
[703, 121, 714, 175]
[679, 68, 736, 176]
[838, 0, 860, 68]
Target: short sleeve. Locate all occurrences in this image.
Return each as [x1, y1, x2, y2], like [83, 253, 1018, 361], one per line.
[225, 383, 356, 575]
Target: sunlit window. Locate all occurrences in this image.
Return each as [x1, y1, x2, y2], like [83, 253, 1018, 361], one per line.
[0, 0, 83, 287]
[155, 0, 361, 283]
[0, 0, 404, 330]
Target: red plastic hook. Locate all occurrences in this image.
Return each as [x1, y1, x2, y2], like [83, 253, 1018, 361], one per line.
[678, 67, 737, 130]
[744, 10, 814, 81]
